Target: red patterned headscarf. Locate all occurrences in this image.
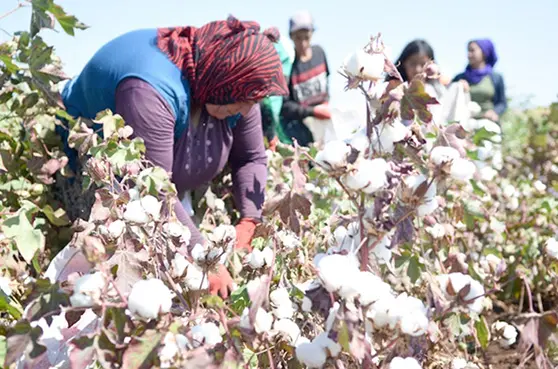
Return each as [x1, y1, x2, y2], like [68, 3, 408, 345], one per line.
[157, 16, 289, 105]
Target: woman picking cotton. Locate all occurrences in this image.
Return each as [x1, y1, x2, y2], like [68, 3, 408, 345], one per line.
[54, 16, 289, 298]
[453, 39, 507, 123]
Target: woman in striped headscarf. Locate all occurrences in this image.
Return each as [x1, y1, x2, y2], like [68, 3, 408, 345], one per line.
[59, 16, 288, 297]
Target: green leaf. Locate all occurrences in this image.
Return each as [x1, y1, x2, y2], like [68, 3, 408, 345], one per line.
[472, 127, 497, 145]
[230, 285, 250, 315]
[201, 295, 225, 309]
[0, 291, 22, 320]
[0, 336, 6, 367]
[47, 3, 88, 36]
[475, 316, 490, 349]
[338, 321, 350, 353]
[121, 330, 162, 369]
[0, 55, 20, 74]
[42, 204, 70, 226]
[2, 210, 44, 263]
[407, 256, 423, 284]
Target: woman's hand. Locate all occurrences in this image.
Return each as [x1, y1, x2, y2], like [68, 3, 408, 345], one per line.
[459, 79, 470, 92]
[483, 109, 499, 122]
[208, 264, 234, 298]
[313, 104, 332, 120]
[268, 136, 279, 152]
[235, 218, 257, 252]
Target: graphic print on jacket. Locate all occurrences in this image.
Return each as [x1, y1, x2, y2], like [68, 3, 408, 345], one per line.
[290, 45, 329, 107]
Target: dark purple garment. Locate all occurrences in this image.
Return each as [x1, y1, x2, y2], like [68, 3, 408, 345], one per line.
[114, 77, 267, 246]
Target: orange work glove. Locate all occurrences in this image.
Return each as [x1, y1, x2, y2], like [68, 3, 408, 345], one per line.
[313, 104, 332, 120]
[235, 218, 258, 252]
[208, 264, 234, 298]
[269, 136, 279, 152]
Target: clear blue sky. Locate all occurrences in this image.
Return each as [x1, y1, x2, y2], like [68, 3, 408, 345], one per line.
[1, 0, 557, 111]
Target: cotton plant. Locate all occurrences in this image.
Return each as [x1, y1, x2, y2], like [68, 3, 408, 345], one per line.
[491, 320, 518, 348]
[436, 273, 486, 313]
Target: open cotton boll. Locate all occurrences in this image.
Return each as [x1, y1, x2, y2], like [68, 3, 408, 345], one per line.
[191, 322, 223, 347]
[171, 253, 189, 278]
[369, 234, 393, 264]
[425, 224, 446, 239]
[128, 279, 173, 320]
[184, 262, 209, 291]
[123, 200, 150, 224]
[190, 243, 209, 263]
[343, 158, 389, 194]
[367, 294, 396, 328]
[355, 272, 393, 306]
[314, 332, 342, 357]
[0, 276, 12, 296]
[450, 159, 476, 182]
[240, 307, 273, 334]
[387, 293, 428, 331]
[400, 312, 429, 336]
[371, 121, 410, 154]
[272, 302, 295, 320]
[463, 279, 485, 313]
[348, 131, 371, 153]
[108, 220, 126, 239]
[430, 146, 460, 166]
[317, 254, 360, 293]
[545, 238, 558, 259]
[247, 249, 265, 269]
[70, 272, 105, 308]
[140, 195, 162, 220]
[492, 321, 518, 348]
[274, 319, 302, 346]
[277, 230, 301, 250]
[343, 49, 385, 81]
[315, 140, 351, 170]
[296, 340, 327, 368]
[390, 357, 422, 369]
[270, 288, 291, 307]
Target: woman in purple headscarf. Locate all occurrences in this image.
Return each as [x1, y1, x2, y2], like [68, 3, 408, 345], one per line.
[453, 39, 507, 122]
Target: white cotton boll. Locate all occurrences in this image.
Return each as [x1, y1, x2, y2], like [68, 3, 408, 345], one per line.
[332, 226, 348, 246]
[247, 249, 265, 269]
[451, 358, 479, 369]
[418, 197, 439, 216]
[489, 218, 506, 234]
[128, 279, 173, 320]
[191, 322, 223, 347]
[191, 243, 208, 263]
[367, 294, 396, 328]
[492, 321, 518, 348]
[273, 304, 296, 320]
[371, 121, 410, 154]
[278, 230, 301, 250]
[262, 247, 274, 266]
[0, 276, 12, 296]
[314, 332, 342, 357]
[349, 132, 370, 153]
[425, 224, 446, 239]
[160, 332, 180, 364]
[171, 253, 189, 278]
[108, 220, 126, 238]
[387, 294, 427, 331]
[274, 319, 302, 346]
[400, 313, 429, 336]
[70, 272, 105, 308]
[270, 288, 291, 307]
[369, 234, 393, 264]
[317, 254, 359, 293]
[240, 307, 273, 334]
[315, 140, 351, 169]
[404, 174, 437, 201]
[343, 50, 385, 81]
[447, 273, 471, 296]
[356, 272, 393, 306]
[140, 195, 162, 220]
[545, 238, 558, 259]
[184, 262, 208, 291]
[534, 180, 547, 192]
[479, 166, 498, 181]
[485, 254, 502, 271]
[502, 184, 517, 199]
[123, 200, 149, 224]
[313, 253, 326, 268]
[450, 159, 476, 182]
[128, 187, 140, 201]
[210, 224, 236, 247]
[164, 222, 184, 237]
[343, 158, 389, 194]
[430, 146, 460, 166]
[464, 280, 485, 313]
[296, 340, 327, 368]
[389, 356, 422, 369]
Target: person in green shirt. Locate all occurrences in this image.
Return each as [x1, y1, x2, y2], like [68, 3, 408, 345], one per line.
[453, 39, 507, 122]
[260, 40, 293, 150]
